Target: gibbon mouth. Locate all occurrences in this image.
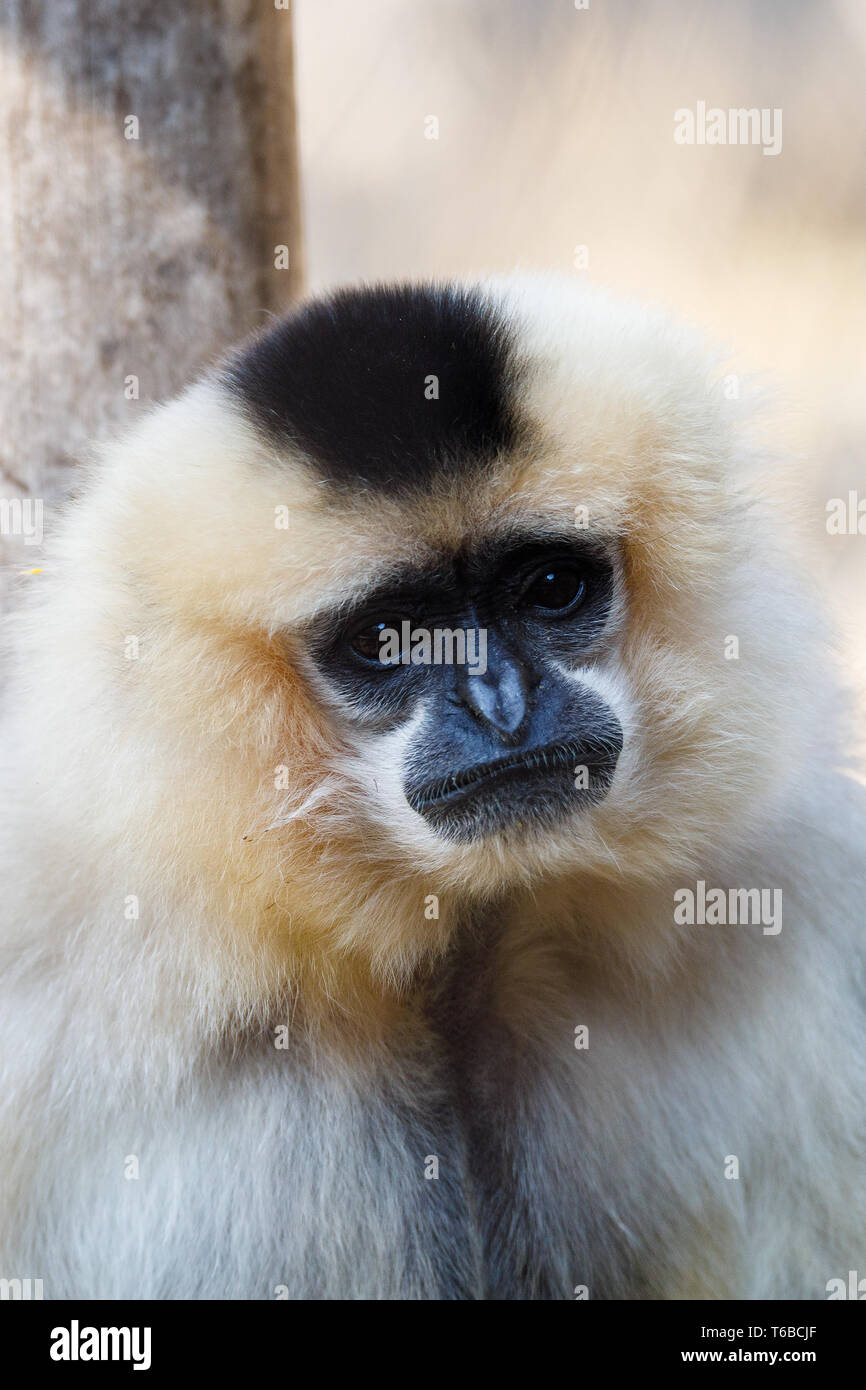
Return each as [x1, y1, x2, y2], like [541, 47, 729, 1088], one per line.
[407, 739, 588, 811]
[405, 731, 622, 840]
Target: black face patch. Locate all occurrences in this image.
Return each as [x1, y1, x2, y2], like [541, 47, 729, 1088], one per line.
[302, 532, 616, 734]
[298, 527, 622, 843]
[223, 283, 525, 493]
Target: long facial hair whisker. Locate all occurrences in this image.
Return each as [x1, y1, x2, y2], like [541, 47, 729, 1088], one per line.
[260, 778, 344, 833]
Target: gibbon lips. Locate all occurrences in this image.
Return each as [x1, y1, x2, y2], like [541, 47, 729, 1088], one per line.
[406, 731, 622, 835]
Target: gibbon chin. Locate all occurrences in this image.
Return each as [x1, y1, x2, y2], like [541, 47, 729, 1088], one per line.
[0, 274, 864, 1300]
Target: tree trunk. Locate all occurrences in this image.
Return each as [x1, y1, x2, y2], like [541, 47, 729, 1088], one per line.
[0, 0, 304, 592]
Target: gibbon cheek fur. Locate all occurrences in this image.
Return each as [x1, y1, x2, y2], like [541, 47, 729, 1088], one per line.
[0, 274, 863, 1299]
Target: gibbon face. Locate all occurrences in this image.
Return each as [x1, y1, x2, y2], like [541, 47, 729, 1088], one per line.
[301, 523, 624, 845]
[224, 281, 636, 883]
[89, 274, 804, 936]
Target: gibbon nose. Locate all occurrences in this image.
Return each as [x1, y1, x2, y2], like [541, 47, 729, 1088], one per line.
[454, 636, 535, 744]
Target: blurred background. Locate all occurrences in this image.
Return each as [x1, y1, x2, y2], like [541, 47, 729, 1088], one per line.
[295, 0, 866, 704]
[2, 0, 864, 704]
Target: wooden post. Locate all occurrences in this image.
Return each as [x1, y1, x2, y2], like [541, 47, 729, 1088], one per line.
[0, 0, 304, 591]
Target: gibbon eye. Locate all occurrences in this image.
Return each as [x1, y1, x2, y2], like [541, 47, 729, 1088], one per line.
[521, 564, 586, 615]
[349, 618, 408, 665]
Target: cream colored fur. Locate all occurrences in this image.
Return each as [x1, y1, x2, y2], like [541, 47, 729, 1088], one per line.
[0, 274, 863, 1298]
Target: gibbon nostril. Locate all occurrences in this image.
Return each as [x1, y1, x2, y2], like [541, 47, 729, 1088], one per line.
[454, 640, 533, 744]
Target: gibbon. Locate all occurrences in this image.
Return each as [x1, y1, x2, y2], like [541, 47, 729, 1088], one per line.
[0, 275, 864, 1300]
